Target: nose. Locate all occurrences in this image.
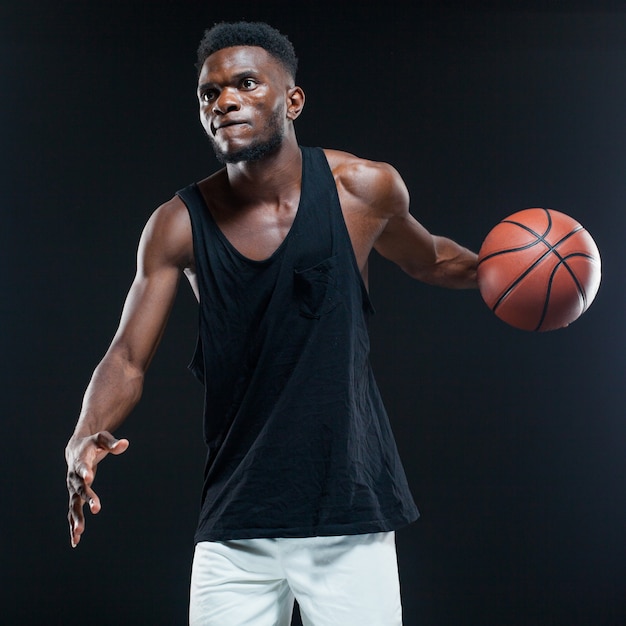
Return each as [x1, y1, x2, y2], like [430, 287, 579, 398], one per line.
[213, 87, 240, 115]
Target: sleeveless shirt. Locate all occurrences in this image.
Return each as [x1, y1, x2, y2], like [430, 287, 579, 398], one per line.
[177, 146, 418, 542]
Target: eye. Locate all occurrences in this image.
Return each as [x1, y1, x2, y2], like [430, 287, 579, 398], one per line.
[200, 88, 217, 103]
[240, 78, 258, 90]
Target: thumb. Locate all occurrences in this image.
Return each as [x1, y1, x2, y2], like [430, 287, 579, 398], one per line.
[93, 431, 130, 456]
[109, 437, 130, 455]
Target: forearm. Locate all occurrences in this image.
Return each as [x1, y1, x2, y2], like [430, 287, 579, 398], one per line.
[409, 235, 478, 289]
[70, 349, 144, 441]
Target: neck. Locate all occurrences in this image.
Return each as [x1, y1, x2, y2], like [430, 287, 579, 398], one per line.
[223, 136, 302, 205]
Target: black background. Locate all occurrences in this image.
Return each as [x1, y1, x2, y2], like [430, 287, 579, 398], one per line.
[2, 1, 626, 624]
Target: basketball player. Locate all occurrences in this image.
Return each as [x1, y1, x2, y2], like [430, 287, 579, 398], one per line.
[65, 21, 478, 626]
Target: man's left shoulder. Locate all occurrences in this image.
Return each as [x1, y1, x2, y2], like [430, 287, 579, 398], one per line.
[322, 148, 407, 210]
[322, 148, 388, 177]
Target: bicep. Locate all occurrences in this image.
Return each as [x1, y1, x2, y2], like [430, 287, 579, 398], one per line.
[105, 202, 191, 371]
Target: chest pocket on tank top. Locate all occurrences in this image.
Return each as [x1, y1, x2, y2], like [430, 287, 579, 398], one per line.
[294, 255, 342, 319]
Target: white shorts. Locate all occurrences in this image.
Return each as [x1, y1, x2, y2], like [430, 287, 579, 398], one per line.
[189, 531, 403, 626]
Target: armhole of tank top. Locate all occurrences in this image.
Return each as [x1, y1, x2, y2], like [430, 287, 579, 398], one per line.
[176, 184, 207, 383]
[316, 148, 376, 314]
[177, 184, 205, 288]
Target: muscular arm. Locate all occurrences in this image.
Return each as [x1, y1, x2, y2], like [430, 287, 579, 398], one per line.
[375, 194, 477, 289]
[66, 198, 193, 547]
[330, 150, 477, 289]
[372, 165, 477, 288]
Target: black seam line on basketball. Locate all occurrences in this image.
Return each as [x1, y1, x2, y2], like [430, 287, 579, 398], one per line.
[512, 221, 584, 260]
[478, 210, 554, 266]
[533, 252, 591, 331]
[478, 237, 548, 265]
[491, 227, 585, 314]
[560, 252, 594, 311]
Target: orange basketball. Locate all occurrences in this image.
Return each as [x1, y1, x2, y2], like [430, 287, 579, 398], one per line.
[477, 208, 601, 331]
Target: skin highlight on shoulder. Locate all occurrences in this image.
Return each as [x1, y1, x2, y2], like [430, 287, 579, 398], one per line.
[319, 149, 410, 274]
[323, 149, 410, 221]
[140, 196, 195, 273]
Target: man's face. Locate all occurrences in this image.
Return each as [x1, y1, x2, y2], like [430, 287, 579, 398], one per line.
[197, 46, 293, 164]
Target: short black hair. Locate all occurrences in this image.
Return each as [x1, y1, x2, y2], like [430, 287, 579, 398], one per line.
[196, 21, 298, 79]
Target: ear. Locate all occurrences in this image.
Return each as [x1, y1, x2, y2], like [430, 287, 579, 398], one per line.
[286, 86, 305, 121]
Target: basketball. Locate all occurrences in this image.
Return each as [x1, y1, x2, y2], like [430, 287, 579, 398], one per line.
[477, 208, 602, 331]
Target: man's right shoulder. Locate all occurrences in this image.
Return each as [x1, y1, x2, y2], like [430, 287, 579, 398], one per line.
[147, 194, 193, 242]
[152, 193, 189, 219]
[141, 194, 194, 269]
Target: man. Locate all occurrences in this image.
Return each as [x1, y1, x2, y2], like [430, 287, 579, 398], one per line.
[66, 21, 477, 626]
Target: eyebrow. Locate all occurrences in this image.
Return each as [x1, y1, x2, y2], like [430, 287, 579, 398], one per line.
[197, 70, 260, 92]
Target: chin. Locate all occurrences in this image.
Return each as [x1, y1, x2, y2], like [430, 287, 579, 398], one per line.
[213, 133, 284, 165]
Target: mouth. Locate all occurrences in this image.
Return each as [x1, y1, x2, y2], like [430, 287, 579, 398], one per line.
[211, 120, 247, 136]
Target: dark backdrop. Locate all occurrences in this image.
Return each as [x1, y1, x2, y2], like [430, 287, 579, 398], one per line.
[2, 1, 625, 624]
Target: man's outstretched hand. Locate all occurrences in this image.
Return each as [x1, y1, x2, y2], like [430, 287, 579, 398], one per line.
[65, 431, 129, 547]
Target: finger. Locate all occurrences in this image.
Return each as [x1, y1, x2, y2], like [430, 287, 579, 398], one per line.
[71, 461, 95, 489]
[69, 515, 83, 547]
[68, 482, 102, 545]
[67, 471, 100, 513]
[68, 494, 86, 548]
[87, 491, 102, 514]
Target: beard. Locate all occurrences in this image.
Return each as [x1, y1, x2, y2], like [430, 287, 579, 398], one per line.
[209, 108, 285, 165]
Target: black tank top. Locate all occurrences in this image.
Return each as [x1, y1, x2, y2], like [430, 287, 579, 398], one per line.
[177, 146, 418, 542]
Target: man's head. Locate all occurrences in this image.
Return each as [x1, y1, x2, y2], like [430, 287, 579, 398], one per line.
[196, 22, 304, 165]
[196, 21, 298, 81]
